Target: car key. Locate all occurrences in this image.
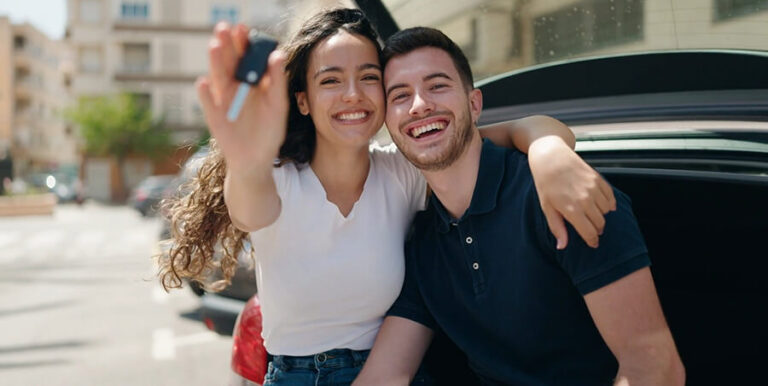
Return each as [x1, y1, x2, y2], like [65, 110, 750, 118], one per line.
[226, 30, 279, 122]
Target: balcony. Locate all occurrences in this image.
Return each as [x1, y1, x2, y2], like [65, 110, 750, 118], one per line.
[113, 71, 197, 83]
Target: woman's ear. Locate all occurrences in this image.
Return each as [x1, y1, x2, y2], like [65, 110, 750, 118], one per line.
[295, 92, 310, 116]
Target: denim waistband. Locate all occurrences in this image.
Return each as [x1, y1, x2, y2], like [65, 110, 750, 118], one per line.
[270, 348, 370, 371]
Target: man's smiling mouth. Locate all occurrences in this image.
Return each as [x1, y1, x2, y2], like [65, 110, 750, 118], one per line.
[408, 120, 447, 138]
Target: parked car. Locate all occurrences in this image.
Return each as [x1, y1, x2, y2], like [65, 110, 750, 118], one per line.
[227, 1, 768, 385]
[26, 171, 85, 203]
[129, 175, 175, 216]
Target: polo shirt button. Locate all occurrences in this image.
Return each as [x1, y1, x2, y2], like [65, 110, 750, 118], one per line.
[465, 236, 473, 244]
[472, 262, 480, 270]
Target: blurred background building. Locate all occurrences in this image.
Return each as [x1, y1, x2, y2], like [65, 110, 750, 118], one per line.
[62, 0, 289, 201]
[0, 16, 77, 180]
[383, 0, 768, 79]
[2, 0, 767, 202]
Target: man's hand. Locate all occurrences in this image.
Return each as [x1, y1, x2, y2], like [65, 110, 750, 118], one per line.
[528, 135, 616, 249]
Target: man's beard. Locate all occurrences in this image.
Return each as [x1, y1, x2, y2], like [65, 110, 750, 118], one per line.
[393, 107, 474, 171]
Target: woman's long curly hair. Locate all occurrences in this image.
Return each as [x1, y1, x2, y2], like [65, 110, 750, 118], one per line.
[157, 8, 383, 292]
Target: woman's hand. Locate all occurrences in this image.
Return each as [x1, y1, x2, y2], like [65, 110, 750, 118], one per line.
[528, 136, 616, 249]
[196, 23, 289, 172]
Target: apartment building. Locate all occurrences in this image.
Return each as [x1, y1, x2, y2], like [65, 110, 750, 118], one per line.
[0, 16, 77, 178]
[64, 0, 289, 200]
[66, 0, 289, 145]
[384, 0, 768, 79]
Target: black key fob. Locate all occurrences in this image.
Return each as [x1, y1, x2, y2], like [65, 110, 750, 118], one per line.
[234, 30, 278, 86]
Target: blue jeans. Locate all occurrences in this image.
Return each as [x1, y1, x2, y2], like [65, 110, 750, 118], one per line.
[264, 348, 369, 386]
[264, 348, 434, 386]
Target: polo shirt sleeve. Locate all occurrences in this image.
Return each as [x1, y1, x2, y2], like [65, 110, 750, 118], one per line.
[386, 241, 437, 330]
[532, 187, 651, 295]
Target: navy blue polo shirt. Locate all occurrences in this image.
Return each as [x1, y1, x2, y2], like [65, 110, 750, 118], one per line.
[387, 139, 650, 385]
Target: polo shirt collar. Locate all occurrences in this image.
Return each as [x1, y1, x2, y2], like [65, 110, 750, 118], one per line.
[431, 139, 507, 233]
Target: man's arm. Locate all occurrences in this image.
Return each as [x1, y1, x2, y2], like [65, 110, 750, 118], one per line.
[353, 317, 434, 386]
[584, 267, 685, 386]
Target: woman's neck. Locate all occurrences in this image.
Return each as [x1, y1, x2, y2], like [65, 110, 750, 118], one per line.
[310, 140, 370, 217]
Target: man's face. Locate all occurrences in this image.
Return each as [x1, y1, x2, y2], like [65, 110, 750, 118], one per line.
[383, 47, 482, 171]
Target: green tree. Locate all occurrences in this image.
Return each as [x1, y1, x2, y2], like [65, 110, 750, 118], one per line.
[66, 93, 173, 201]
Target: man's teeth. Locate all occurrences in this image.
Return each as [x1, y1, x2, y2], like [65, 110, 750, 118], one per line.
[411, 122, 446, 138]
[338, 112, 367, 120]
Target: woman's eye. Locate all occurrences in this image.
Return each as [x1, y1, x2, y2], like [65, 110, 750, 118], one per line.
[362, 74, 381, 82]
[320, 78, 339, 85]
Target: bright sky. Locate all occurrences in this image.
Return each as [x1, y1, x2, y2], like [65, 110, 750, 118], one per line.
[0, 0, 67, 39]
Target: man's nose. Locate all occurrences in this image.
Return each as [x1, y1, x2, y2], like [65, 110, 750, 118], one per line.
[409, 91, 433, 117]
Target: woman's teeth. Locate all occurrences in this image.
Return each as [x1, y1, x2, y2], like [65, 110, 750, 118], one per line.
[337, 112, 368, 121]
[411, 122, 446, 138]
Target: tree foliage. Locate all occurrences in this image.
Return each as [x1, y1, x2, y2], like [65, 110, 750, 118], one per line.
[65, 93, 173, 160]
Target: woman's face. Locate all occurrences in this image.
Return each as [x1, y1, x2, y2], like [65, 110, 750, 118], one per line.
[296, 31, 384, 151]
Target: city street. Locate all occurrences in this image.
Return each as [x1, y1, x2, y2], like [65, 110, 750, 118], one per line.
[0, 203, 233, 386]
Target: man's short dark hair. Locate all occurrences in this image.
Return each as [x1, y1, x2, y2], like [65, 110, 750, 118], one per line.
[382, 27, 474, 90]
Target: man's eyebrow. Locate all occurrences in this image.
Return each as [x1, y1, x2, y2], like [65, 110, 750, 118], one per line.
[424, 72, 453, 82]
[385, 72, 454, 97]
[314, 63, 381, 79]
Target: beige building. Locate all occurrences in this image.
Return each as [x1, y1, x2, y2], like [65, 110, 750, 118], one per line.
[65, 0, 289, 145]
[384, 0, 768, 80]
[64, 0, 288, 200]
[0, 16, 77, 177]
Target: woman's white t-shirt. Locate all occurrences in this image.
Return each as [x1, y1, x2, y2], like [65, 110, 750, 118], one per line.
[249, 144, 426, 356]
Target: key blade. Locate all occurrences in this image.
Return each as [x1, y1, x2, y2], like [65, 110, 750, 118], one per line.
[226, 83, 251, 122]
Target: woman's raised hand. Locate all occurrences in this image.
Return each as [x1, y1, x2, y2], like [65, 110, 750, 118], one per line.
[196, 23, 289, 172]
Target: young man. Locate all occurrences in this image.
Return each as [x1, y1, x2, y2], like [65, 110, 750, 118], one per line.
[354, 27, 685, 386]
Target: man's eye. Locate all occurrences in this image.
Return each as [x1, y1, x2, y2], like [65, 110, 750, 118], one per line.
[391, 93, 408, 102]
[362, 74, 381, 82]
[431, 83, 448, 90]
[320, 78, 339, 85]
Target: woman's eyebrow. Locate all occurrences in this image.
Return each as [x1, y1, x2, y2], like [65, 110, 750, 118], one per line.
[358, 63, 381, 72]
[314, 66, 342, 79]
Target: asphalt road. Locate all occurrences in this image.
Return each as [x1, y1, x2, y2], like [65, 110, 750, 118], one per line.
[0, 202, 233, 386]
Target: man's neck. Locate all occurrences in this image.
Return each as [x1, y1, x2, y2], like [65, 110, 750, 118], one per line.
[421, 131, 483, 220]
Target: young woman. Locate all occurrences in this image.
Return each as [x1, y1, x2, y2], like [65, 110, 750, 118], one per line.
[160, 8, 614, 385]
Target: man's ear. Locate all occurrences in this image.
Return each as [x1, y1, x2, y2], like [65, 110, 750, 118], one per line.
[295, 92, 310, 115]
[469, 88, 483, 124]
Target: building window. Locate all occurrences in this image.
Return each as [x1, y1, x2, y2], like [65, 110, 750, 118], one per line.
[121, 2, 150, 20]
[714, 0, 768, 21]
[79, 0, 102, 23]
[122, 43, 151, 73]
[533, 0, 644, 63]
[79, 47, 102, 73]
[13, 35, 26, 50]
[211, 6, 239, 24]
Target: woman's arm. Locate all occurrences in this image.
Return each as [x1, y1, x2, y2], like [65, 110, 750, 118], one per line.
[199, 23, 289, 232]
[481, 115, 616, 249]
[480, 114, 575, 151]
